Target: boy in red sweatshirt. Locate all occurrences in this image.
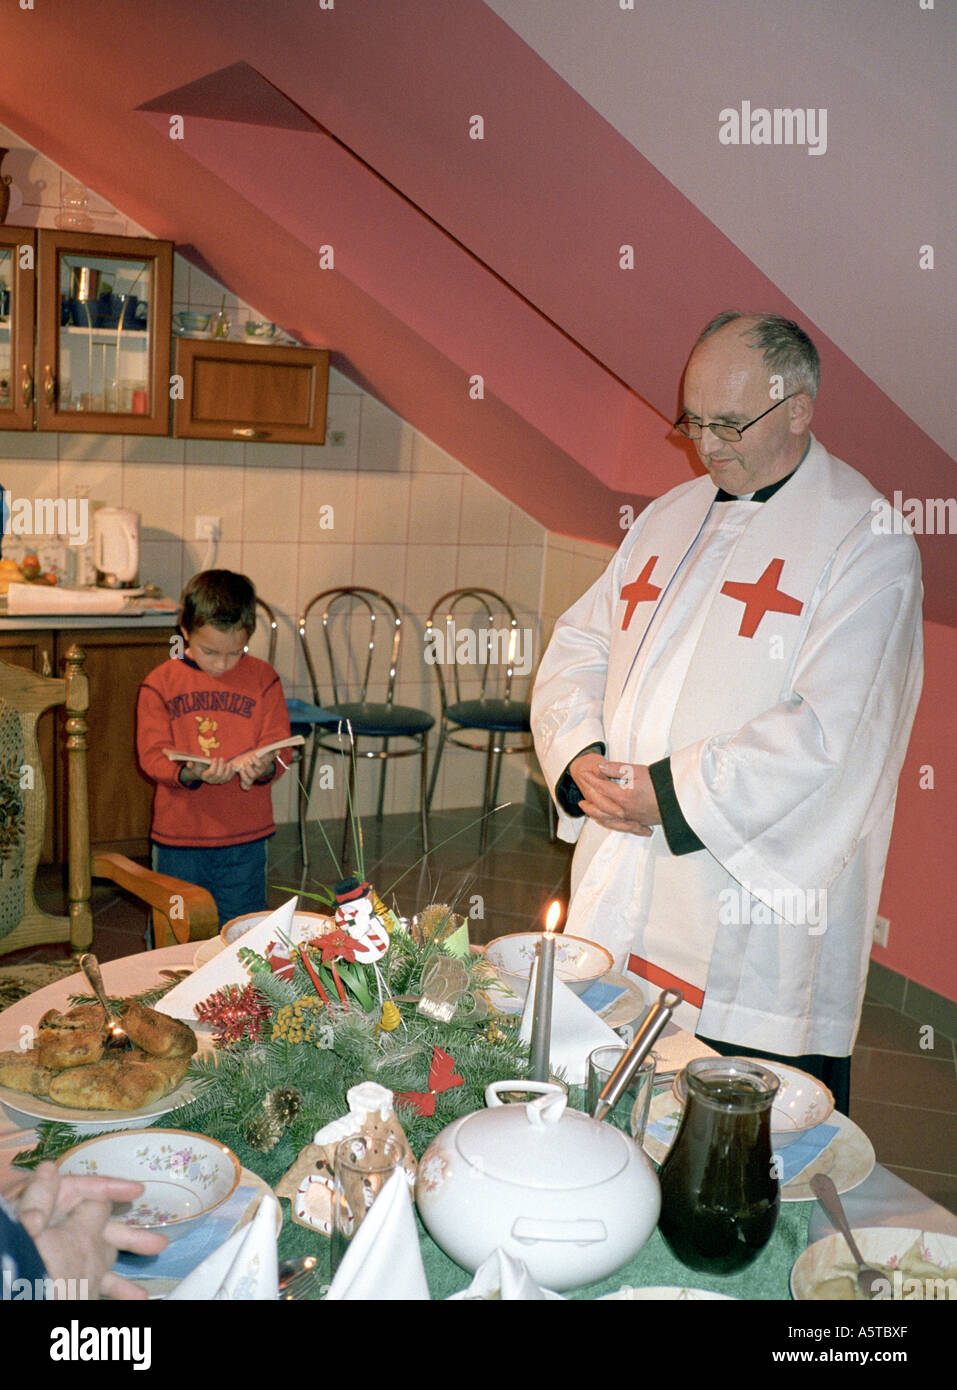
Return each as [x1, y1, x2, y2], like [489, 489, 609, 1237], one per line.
[136, 570, 293, 925]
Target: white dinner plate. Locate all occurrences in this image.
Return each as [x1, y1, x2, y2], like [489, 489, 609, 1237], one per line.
[643, 1090, 875, 1202]
[0, 1068, 199, 1134]
[600, 1286, 737, 1301]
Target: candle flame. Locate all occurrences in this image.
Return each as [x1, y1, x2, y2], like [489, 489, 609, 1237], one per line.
[544, 900, 562, 933]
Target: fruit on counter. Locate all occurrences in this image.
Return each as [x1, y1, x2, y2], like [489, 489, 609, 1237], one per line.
[0, 557, 23, 594]
[20, 553, 41, 578]
[41, 572, 58, 585]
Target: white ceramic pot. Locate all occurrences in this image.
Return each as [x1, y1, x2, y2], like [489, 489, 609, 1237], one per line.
[415, 1082, 661, 1291]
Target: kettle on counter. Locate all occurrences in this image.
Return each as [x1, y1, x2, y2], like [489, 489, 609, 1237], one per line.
[93, 507, 140, 589]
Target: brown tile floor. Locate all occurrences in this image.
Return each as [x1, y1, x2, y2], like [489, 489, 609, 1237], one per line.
[8, 798, 956, 1214]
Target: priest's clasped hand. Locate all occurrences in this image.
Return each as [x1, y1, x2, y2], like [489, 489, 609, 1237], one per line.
[570, 753, 661, 836]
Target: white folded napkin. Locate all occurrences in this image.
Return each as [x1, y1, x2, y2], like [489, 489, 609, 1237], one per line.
[6, 584, 132, 614]
[166, 1193, 279, 1300]
[450, 1248, 564, 1300]
[520, 958, 621, 1085]
[325, 1167, 429, 1301]
[156, 897, 298, 1020]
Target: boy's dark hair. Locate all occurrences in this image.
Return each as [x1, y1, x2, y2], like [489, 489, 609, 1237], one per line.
[179, 570, 257, 636]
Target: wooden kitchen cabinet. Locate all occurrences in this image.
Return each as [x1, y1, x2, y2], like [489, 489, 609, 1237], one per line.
[173, 338, 329, 444]
[0, 226, 173, 435]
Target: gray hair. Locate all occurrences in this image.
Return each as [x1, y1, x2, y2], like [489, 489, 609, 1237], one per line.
[696, 311, 820, 398]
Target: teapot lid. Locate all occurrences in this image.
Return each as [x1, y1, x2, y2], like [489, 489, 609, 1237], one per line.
[455, 1092, 632, 1189]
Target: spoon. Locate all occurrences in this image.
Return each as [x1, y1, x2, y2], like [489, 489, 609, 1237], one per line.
[278, 1255, 320, 1300]
[810, 1173, 885, 1298]
[79, 953, 133, 1050]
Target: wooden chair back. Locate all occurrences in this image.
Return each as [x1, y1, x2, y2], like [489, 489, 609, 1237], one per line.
[0, 646, 93, 956]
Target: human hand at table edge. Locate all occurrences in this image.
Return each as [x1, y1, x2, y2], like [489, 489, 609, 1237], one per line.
[14, 1162, 168, 1300]
[571, 754, 659, 836]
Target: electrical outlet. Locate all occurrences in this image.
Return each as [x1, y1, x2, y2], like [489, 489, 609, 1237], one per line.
[873, 915, 890, 949]
[329, 430, 346, 446]
[195, 515, 221, 540]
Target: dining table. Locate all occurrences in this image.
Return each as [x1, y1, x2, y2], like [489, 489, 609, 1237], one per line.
[2, 942, 955, 1306]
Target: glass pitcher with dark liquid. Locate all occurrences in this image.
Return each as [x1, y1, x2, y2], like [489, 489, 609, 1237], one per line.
[658, 1057, 780, 1273]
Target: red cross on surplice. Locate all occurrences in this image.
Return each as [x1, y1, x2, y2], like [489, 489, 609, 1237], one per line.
[619, 556, 662, 630]
[721, 558, 803, 638]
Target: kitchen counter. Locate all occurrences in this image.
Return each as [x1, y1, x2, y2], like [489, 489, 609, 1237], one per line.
[0, 606, 178, 631]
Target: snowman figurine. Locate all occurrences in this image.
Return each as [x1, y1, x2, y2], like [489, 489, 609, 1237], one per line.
[333, 878, 391, 964]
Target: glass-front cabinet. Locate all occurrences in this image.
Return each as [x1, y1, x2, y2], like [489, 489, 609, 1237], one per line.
[36, 230, 172, 434]
[0, 226, 37, 431]
[0, 227, 172, 435]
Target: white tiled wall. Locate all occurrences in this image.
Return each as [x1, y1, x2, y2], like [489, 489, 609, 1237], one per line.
[0, 124, 572, 823]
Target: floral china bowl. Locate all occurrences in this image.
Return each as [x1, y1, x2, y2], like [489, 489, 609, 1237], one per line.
[483, 932, 613, 1000]
[674, 1060, 834, 1149]
[58, 1129, 240, 1241]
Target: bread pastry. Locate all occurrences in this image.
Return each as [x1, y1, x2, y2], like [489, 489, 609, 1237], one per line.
[37, 1027, 105, 1070]
[0, 1050, 59, 1096]
[0, 998, 197, 1111]
[119, 1000, 197, 1059]
[49, 1054, 191, 1110]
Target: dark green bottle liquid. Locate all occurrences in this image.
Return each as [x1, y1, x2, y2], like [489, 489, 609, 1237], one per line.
[658, 1061, 780, 1273]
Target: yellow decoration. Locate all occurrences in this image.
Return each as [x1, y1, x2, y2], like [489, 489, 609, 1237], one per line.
[378, 1001, 401, 1032]
[272, 996, 325, 1047]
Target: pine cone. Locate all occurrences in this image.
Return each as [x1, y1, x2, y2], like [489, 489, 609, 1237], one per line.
[245, 1107, 284, 1153]
[263, 1085, 304, 1127]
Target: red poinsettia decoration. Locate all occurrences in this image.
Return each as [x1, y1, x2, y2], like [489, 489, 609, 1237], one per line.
[196, 984, 272, 1044]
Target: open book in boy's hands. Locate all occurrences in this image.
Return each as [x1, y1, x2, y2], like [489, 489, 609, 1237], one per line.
[162, 734, 306, 766]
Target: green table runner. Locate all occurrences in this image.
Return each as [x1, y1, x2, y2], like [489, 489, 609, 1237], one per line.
[221, 1124, 811, 1300]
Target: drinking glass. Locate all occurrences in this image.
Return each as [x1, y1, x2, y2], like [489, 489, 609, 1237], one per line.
[331, 1133, 403, 1274]
[587, 1044, 657, 1144]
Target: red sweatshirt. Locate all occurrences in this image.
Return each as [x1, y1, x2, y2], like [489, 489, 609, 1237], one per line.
[137, 654, 292, 848]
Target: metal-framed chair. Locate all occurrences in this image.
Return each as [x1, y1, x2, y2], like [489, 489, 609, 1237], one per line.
[0, 647, 218, 957]
[425, 588, 542, 853]
[297, 588, 434, 869]
[249, 597, 278, 667]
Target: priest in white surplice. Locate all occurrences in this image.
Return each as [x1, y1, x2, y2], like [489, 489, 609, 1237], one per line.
[532, 313, 923, 1111]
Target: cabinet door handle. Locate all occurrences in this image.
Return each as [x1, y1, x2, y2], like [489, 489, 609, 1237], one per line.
[43, 364, 57, 408]
[232, 427, 269, 439]
[41, 650, 53, 678]
[21, 363, 34, 407]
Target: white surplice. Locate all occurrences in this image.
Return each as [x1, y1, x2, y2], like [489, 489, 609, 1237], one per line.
[532, 439, 923, 1055]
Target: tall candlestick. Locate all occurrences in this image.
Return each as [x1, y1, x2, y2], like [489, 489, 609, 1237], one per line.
[528, 931, 556, 1082]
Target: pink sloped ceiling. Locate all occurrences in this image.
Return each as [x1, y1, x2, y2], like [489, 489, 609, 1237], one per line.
[0, 0, 952, 622]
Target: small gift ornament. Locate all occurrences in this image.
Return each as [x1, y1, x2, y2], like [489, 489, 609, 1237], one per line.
[279, 1082, 416, 1234]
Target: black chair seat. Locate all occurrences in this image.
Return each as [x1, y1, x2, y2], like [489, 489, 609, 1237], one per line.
[318, 702, 435, 740]
[446, 699, 531, 734]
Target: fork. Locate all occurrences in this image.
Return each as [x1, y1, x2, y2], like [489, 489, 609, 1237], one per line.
[79, 953, 133, 1050]
[810, 1172, 885, 1298]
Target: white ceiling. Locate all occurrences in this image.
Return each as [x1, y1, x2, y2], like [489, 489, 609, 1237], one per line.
[485, 0, 957, 462]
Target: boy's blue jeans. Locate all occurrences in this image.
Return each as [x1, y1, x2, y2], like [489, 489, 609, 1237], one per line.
[152, 838, 269, 929]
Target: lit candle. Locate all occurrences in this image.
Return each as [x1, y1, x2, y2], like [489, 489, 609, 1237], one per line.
[528, 902, 562, 1081]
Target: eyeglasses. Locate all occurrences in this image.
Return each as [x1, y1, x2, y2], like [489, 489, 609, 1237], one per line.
[673, 393, 797, 443]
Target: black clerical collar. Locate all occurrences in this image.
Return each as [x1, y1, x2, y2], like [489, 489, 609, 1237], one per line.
[714, 442, 809, 503]
[715, 467, 798, 504]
